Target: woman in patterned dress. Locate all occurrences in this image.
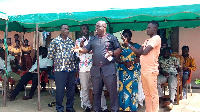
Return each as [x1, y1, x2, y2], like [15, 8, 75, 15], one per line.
[116, 29, 141, 112]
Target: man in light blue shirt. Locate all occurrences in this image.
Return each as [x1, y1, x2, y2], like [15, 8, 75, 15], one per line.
[9, 47, 53, 101]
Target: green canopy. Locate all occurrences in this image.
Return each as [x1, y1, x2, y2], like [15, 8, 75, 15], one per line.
[4, 4, 200, 32]
[0, 12, 23, 32]
[0, 11, 7, 26]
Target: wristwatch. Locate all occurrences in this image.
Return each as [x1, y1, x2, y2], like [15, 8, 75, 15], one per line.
[128, 44, 131, 47]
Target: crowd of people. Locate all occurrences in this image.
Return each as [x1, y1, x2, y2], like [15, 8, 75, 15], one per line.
[0, 20, 196, 112]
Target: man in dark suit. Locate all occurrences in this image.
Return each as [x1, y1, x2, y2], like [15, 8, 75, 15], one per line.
[74, 21, 122, 112]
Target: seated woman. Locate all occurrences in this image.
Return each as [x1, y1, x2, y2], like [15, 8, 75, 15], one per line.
[116, 29, 142, 112]
[11, 40, 21, 65]
[22, 39, 32, 71]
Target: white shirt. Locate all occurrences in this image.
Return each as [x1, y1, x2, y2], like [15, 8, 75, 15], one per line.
[0, 55, 15, 72]
[29, 55, 53, 72]
[76, 36, 92, 72]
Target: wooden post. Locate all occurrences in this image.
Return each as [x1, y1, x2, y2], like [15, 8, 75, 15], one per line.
[104, 17, 113, 34]
[36, 24, 41, 111]
[171, 27, 179, 53]
[3, 20, 8, 107]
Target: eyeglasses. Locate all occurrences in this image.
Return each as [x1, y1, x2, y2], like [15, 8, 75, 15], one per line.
[95, 25, 106, 28]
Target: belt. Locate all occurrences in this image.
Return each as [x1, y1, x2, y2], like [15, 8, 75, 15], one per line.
[92, 62, 112, 67]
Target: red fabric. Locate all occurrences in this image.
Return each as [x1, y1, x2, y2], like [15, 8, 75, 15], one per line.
[20, 70, 48, 84]
[186, 71, 192, 84]
[40, 71, 48, 83]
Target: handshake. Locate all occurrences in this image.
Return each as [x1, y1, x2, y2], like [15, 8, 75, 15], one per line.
[72, 44, 81, 53]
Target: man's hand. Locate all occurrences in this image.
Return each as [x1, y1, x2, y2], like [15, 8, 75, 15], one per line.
[75, 71, 79, 78]
[105, 51, 113, 58]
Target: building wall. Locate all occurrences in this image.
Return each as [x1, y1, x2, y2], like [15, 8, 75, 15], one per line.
[114, 30, 148, 45]
[131, 30, 149, 45]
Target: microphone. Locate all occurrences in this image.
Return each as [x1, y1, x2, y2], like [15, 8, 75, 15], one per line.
[83, 38, 87, 42]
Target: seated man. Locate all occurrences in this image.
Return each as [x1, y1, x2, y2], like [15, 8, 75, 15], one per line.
[0, 48, 21, 86]
[157, 47, 181, 110]
[9, 47, 53, 101]
[181, 46, 196, 88]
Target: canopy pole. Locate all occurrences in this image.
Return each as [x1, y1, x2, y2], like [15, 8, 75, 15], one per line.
[3, 20, 8, 107]
[104, 17, 113, 34]
[36, 24, 41, 111]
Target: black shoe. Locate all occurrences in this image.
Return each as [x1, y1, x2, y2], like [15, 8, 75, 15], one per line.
[57, 111, 64, 112]
[22, 96, 32, 100]
[66, 109, 76, 112]
[41, 88, 46, 92]
[85, 107, 91, 112]
[103, 109, 111, 112]
[9, 95, 15, 101]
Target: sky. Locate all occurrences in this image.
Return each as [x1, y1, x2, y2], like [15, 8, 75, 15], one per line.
[0, 0, 200, 15]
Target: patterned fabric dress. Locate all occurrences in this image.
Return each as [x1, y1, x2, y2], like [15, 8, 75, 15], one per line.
[118, 44, 141, 111]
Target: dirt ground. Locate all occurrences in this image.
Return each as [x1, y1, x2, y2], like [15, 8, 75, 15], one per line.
[0, 84, 85, 112]
[1, 82, 200, 112]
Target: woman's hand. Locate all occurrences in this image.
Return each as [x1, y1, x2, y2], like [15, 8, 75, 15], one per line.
[124, 61, 133, 69]
[120, 33, 129, 46]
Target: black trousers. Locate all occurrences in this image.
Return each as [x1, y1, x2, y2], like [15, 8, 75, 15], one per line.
[92, 68, 119, 112]
[11, 72, 38, 98]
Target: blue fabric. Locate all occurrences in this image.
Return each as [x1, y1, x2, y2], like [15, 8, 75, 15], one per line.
[54, 71, 75, 111]
[133, 43, 141, 49]
[182, 71, 190, 87]
[48, 68, 55, 79]
[118, 44, 141, 111]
